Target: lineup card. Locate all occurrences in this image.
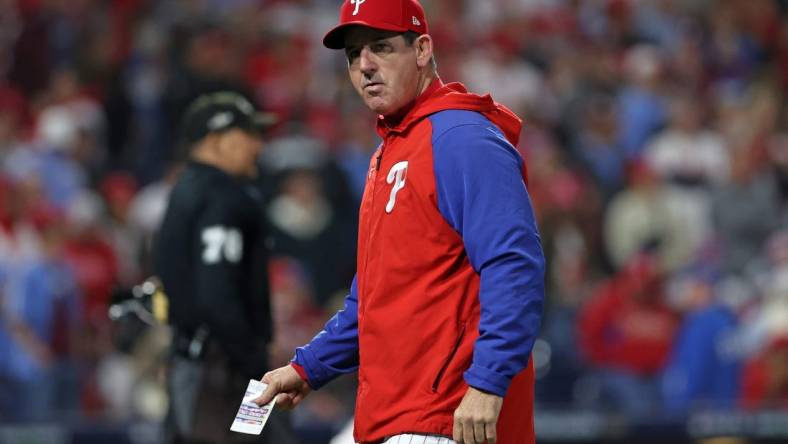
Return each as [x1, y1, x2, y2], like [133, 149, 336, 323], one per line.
[230, 379, 275, 435]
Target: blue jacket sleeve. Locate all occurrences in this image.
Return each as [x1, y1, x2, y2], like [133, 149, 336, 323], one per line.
[432, 116, 546, 397]
[292, 276, 359, 389]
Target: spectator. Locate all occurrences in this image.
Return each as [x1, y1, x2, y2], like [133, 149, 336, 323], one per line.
[267, 168, 355, 306]
[0, 85, 28, 158]
[742, 245, 788, 358]
[62, 191, 118, 328]
[571, 94, 627, 198]
[578, 252, 680, 416]
[741, 335, 788, 410]
[127, 163, 181, 275]
[662, 266, 742, 414]
[99, 172, 143, 287]
[644, 94, 730, 187]
[0, 176, 43, 265]
[604, 160, 707, 272]
[261, 134, 357, 306]
[0, 207, 81, 421]
[617, 45, 668, 158]
[5, 104, 90, 210]
[711, 145, 781, 273]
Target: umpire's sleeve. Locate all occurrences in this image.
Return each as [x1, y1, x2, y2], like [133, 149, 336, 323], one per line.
[292, 276, 360, 389]
[433, 122, 546, 397]
[192, 199, 266, 372]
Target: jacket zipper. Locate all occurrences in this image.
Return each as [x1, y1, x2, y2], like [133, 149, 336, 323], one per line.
[432, 323, 467, 393]
[360, 144, 385, 317]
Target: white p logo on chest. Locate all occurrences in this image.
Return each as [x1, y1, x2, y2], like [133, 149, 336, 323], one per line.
[385, 161, 408, 213]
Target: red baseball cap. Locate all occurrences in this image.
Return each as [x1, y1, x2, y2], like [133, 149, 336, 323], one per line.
[323, 0, 429, 50]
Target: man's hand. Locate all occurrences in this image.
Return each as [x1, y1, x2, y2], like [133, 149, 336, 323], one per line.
[252, 365, 312, 410]
[452, 387, 503, 444]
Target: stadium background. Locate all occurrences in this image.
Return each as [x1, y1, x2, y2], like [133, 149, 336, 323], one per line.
[1, 0, 788, 443]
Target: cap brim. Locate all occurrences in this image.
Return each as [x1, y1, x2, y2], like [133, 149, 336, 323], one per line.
[251, 112, 278, 132]
[323, 21, 410, 49]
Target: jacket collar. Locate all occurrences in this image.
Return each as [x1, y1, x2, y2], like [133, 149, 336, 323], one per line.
[375, 79, 523, 147]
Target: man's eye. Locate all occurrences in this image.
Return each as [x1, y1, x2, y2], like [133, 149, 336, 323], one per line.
[371, 43, 389, 53]
[347, 50, 361, 62]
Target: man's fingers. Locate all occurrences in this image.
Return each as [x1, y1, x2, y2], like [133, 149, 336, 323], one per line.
[253, 372, 274, 404]
[473, 420, 486, 444]
[274, 393, 291, 408]
[252, 381, 278, 406]
[272, 389, 312, 410]
[463, 419, 476, 444]
[291, 392, 306, 407]
[485, 422, 497, 444]
[452, 414, 464, 443]
[274, 393, 295, 409]
[454, 414, 495, 444]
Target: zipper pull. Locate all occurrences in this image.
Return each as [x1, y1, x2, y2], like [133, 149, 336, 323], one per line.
[374, 143, 385, 172]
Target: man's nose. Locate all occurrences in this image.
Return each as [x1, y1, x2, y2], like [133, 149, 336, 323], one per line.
[359, 47, 377, 76]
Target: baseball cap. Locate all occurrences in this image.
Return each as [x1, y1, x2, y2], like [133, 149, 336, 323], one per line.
[323, 0, 429, 50]
[180, 91, 277, 144]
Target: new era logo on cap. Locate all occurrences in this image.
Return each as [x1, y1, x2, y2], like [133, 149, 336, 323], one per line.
[207, 111, 233, 131]
[323, 0, 429, 49]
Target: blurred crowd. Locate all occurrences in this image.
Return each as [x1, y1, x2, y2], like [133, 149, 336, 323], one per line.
[1, 0, 788, 440]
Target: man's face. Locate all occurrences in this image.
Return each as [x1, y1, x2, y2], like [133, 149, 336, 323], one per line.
[217, 128, 263, 177]
[344, 27, 421, 117]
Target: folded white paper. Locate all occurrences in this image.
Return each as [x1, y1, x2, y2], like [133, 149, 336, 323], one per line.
[230, 379, 274, 435]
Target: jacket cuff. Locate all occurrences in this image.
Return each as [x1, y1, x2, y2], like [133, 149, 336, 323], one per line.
[290, 362, 309, 383]
[292, 347, 340, 390]
[463, 364, 512, 397]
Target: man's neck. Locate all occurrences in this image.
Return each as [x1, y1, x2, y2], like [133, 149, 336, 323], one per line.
[383, 73, 440, 126]
[191, 148, 231, 175]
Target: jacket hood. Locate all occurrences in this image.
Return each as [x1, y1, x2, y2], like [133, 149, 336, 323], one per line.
[377, 81, 523, 147]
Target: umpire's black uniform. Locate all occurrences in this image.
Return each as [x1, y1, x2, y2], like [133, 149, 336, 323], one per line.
[154, 92, 289, 444]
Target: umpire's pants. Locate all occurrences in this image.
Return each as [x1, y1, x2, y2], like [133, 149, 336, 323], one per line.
[165, 346, 296, 444]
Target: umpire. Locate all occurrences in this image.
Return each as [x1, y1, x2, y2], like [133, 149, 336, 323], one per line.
[155, 91, 285, 444]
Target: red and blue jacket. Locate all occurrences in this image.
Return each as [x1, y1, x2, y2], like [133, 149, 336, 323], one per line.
[292, 80, 545, 444]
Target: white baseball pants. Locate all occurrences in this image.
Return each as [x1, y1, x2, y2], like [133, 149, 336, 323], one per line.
[382, 435, 457, 444]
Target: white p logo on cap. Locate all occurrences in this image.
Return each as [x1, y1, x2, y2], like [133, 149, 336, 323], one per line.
[351, 0, 366, 16]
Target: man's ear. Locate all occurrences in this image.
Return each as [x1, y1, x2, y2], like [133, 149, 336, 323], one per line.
[415, 34, 434, 69]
